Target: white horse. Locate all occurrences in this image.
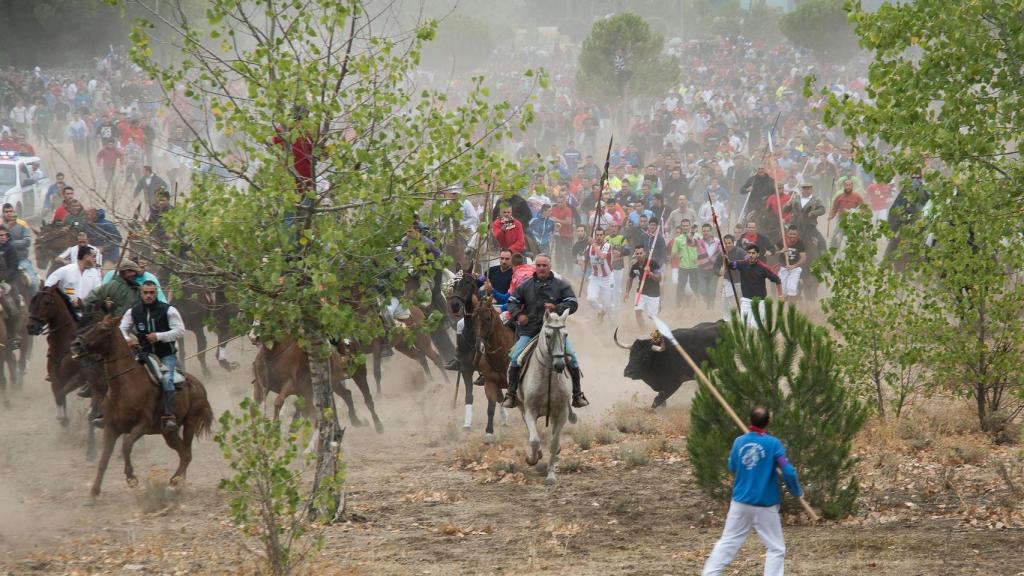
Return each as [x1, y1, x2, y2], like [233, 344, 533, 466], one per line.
[517, 309, 571, 485]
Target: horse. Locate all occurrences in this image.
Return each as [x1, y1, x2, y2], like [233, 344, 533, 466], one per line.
[472, 295, 515, 436]
[27, 285, 100, 456]
[447, 268, 506, 433]
[0, 309, 15, 407]
[367, 304, 450, 394]
[516, 309, 572, 485]
[173, 280, 239, 375]
[74, 315, 214, 496]
[250, 336, 383, 433]
[33, 223, 78, 276]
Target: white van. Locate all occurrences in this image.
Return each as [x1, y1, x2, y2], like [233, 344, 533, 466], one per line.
[0, 151, 50, 221]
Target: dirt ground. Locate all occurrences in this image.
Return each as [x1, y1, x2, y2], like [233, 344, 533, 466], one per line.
[1, 297, 1022, 576]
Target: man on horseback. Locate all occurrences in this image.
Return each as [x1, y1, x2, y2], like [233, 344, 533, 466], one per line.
[503, 254, 589, 409]
[2, 203, 37, 290]
[119, 280, 186, 433]
[44, 245, 102, 311]
[0, 225, 24, 349]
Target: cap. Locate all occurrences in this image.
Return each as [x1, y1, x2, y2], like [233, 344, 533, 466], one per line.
[119, 260, 143, 273]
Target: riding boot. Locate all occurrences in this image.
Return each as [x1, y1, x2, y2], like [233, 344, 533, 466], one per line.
[89, 400, 104, 428]
[501, 366, 520, 409]
[473, 373, 485, 387]
[161, 389, 179, 433]
[444, 358, 460, 371]
[569, 365, 589, 408]
[76, 383, 92, 398]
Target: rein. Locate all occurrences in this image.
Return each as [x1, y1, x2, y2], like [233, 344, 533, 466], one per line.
[533, 324, 566, 428]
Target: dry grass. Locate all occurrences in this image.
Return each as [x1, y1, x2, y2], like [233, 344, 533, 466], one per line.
[935, 435, 990, 466]
[618, 442, 650, 467]
[660, 405, 692, 437]
[135, 470, 181, 514]
[570, 422, 594, 451]
[454, 436, 489, 465]
[610, 402, 658, 435]
[594, 425, 621, 446]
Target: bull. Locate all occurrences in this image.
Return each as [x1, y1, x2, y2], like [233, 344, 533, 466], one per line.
[615, 321, 725, 409]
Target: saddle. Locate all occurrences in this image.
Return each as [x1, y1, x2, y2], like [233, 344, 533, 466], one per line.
[511, 335, 539, 374]
[140, 354, 186, 389]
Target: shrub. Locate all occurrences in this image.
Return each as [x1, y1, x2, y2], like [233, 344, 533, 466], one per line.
[571, 422, 594, 451]
[619, 443, 650, 467]
[216, 398, 345, 576]
[686, 301, 867, 520]
[595, 425, 622, 446]
[612, 403, 658, 435]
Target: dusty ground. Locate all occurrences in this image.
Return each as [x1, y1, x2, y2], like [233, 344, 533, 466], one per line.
[0, 300, 1022, 576]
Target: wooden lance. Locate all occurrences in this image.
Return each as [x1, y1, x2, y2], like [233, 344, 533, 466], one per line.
[633, 222, 663, 306]
[648, 313, 820, 522]
[766, 131, 791, 270]
[739, 112, 781, 224]
[708, 190, 740, 311]
[579, 136, 614, 296]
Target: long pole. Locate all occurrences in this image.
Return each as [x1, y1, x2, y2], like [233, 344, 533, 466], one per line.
[578, 136, 614, 295]
[634, 223, 662, 306]
[766, 132, 791, 269]
[648, 313, 820, 522]
[708, 191, 740, 310]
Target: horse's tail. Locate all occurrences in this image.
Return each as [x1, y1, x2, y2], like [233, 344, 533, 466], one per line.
[187, 379, 215, 438]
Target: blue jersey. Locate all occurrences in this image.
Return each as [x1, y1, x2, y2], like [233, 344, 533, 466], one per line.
[727, 431, 802, 507]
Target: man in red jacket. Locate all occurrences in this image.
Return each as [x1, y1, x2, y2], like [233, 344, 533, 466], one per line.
[492, 202, 526, 254]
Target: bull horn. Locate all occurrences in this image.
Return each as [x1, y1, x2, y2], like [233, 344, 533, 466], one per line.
[651, 343, 665, 352]
[612, 327, 631, 350]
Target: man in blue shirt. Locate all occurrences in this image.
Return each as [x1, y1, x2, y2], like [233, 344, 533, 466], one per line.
[702, 406, 803, 576]
[528, 205, 556, 256]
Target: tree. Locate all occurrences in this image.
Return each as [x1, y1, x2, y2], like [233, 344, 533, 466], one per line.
[779, 0, 859, 64]
[814, 208, 926, 419]
[122, 0, 535, 519]
[818, 0, 1024, 433]
[687, 302, 866, 519]
[575, 12, 680, 104]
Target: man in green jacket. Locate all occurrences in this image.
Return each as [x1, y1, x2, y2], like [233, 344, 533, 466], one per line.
[83, 260, 142, 316]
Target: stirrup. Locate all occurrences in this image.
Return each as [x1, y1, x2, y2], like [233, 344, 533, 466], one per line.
[501, 390, 518, 409]
[161, 416, 179, 432]
[572, 392, 590, 408]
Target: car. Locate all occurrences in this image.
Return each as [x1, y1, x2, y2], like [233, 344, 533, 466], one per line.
[0, 150, 50, 221]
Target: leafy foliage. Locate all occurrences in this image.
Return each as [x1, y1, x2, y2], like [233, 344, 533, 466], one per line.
[779, 0, 859, 63]
[215, 398, 342, 576]
[819, 0, 1024, 432]
[687, 303, 866, 519]
[575, 12, 680, 102]
[815, 209, 926, 418]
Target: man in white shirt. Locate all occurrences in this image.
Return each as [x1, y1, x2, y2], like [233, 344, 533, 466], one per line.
[45, 245, 102, 308]
[586, 228, 616, 322]
[57, 231, 102, 267]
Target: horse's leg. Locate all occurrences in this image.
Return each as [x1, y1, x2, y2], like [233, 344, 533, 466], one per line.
[418, 335, 450, 383]
[193, 327, 211, 377]
[372, 346, 383, 396]
[90, 427, 119, 496]
[215, 325, 239, 371]
[523, 405, 542, 467]
[483, 379, 498, 436]
[121, 423, 148, 487]
[546, 411, 566, 486]
[352, 368, 384, 434]
[461, 365, 475, 431]
[331, 378, 363, 428]
[86, 420, 97, 461]
[163, 426, 191, 485]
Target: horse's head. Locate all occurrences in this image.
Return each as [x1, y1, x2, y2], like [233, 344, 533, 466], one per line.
[27, 286, 70, 336]
[448, 269, 477, 317]
[73, 315, 122, 358]
[541, 309, 570, 373]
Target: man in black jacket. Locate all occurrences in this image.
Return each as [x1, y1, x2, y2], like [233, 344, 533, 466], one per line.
[0, 226, 23, 349]
[503, 254, 588, 409]
[118, 280, 186, 432]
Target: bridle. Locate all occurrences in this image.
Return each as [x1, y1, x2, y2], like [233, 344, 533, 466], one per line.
[535, 322, 567, 372]
[28, 290, 75, 337]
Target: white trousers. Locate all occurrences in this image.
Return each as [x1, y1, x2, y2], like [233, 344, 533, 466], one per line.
[634, 294, 660, 317]
[702, 501, 786, 576]
[777, 266, 802, 297]
[722, 282, 741, 322]
[456, 317, 465, 335]
[739, 297, 767, 328]
[586, 275, 616, 315]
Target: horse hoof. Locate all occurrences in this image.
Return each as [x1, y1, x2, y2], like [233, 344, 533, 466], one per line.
[536, 461, 548, 475]
[483, 433, 496, 444]
[349, 417, 365, 428]
[90, 486, 100, 497]
[544, 476, 557, 486]
[219, 360, 239, 372]
[126, 477, 139, 488]
[374, 421, 384, 434]
[58, 416, 69, 427]
[169, 475, 183, 487]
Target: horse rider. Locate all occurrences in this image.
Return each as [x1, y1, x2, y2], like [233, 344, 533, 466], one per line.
[503, 253, 589, 409]
[119, 280, 186, 433]
[44, 245, 102, 312]
[0, 225, 24, 349]
[78, 260, 144, 423]
[2, 203, 37, 290]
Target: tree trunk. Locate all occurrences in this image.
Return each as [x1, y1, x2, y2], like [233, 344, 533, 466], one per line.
[307, 340, 345, 523]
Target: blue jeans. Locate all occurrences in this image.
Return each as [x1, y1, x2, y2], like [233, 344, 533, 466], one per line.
[509, 334, 579, 368]
[18, 259, 37, 293]
[160, 354, 177, 392]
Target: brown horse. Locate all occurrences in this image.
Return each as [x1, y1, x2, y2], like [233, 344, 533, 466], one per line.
[251, 337, 383, 433]
[74, 315, 214, 496]
[472, 295, 514, 436]
[0, 308, 15, 407]
[33, 224, 78, 276]
[368, 304, 450, 394]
